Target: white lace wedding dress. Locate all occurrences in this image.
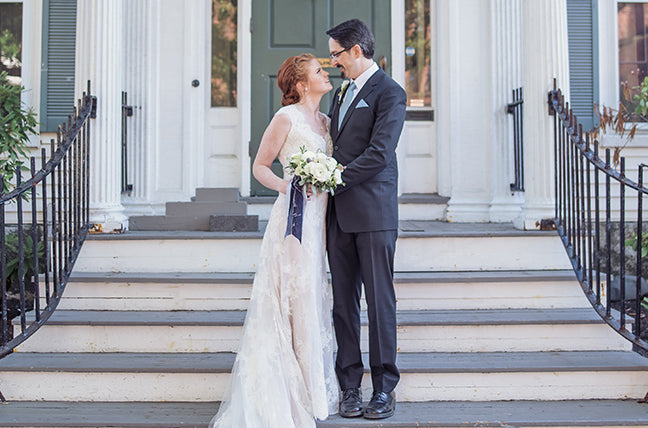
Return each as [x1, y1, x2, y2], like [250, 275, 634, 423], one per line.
[210, 104, 339, 428]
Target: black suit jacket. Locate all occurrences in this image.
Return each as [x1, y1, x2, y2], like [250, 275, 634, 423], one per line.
[328, 68, 407, 233]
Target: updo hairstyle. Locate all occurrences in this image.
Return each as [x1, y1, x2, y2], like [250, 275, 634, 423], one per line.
[277, 53, 316, 106]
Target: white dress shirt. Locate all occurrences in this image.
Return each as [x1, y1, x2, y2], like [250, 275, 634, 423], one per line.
[348, 62, 379, 104]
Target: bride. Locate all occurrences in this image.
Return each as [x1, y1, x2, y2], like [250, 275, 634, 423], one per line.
[210, 54, 339, 427]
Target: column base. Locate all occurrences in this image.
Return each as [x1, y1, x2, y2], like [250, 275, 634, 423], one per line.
[488, 194, 524, 223]
[513, 203, 555, 230]
[90, 203, 128, 233]
[446, 198, 490, 223]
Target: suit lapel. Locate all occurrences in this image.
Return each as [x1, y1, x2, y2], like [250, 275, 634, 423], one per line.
[337, 70, 383, 135]
[330, 88, 341, 141]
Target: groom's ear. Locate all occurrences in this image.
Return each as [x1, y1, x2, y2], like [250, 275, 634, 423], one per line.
[350, 44, 363, 59]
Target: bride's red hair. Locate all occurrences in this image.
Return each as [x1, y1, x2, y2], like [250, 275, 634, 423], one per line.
[277, 54, 316, 106]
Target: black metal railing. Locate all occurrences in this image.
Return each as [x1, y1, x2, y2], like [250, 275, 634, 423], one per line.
[0, 81, 96, 370]
[121, 91, 133, 194]
[507, 87, 524, 191]
[549, 81, 648, 354]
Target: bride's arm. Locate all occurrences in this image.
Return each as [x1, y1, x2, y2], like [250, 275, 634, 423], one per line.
[252, 113, 292, 194]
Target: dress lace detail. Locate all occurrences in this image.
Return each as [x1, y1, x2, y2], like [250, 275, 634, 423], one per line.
[210, 104, 338, 428]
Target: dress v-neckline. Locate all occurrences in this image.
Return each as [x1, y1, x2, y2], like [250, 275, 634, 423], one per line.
[293, 105, 328, 141]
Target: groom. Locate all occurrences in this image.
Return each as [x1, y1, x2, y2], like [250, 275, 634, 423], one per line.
[326, 19, 406, 420]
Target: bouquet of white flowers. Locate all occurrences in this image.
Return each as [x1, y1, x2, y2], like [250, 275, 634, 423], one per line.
[285, 146, 345, 195]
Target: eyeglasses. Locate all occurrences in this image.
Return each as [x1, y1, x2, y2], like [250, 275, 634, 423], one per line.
[329, 47, 351, 60]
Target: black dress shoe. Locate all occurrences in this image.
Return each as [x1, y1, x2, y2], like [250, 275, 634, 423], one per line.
[339, 387, 363, 418]
[363, 391, 395, 419]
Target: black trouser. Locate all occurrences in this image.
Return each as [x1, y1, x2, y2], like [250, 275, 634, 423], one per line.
[326, 201, 399, 394]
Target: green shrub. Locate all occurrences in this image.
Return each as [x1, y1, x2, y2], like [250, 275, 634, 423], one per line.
[0, 70, 38, 194]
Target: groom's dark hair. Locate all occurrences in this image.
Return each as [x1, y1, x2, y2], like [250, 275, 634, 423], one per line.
[326, 19, 375, 59]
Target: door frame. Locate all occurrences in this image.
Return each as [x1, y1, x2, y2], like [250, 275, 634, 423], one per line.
[236, 0, 405, 196]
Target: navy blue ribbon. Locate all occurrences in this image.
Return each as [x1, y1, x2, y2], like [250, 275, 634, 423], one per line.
[285, 176, 305, 243]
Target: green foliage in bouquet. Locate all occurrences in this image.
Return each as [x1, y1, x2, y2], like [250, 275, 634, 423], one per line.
[285, 146, 345, 195]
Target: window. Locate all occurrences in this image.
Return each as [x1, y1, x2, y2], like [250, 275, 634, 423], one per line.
[40, 0, 76, 132]
[211, 0, 237, 107]
[0, 1, 22, 85]
[618, 2, 648, 121]
[404, 0, 431, 108]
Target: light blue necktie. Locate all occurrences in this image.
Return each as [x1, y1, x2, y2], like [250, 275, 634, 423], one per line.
[338, 82, 356, 130]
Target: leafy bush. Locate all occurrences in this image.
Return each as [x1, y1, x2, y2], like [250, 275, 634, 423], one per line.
[626, 232, 648, 259]
[0, 70, 38, 194]
[3, 228, 45, 320]
[4, 228, 45, 286]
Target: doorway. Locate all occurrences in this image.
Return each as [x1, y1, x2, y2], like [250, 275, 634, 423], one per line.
[249, 0, 392, 195]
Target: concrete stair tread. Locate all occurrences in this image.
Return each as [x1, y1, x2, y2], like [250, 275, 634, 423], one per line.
[22, 308, 605, 326]
[88, 221, 558, 240]
[67, 269, 578, 284]
[2, 351, 647, 373]
[1, 399, 648, 427]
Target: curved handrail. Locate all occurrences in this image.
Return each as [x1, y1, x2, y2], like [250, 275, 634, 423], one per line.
[0, 81, 96, 361]
[549, 80, 648, 354]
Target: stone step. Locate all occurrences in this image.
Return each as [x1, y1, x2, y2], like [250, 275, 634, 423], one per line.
[1, 351, 647, 402]
[193, 187, 240, 202]
[75, 222, 572, 273]
[128, 215, 213, 231]
[129, 213, 260, 232]
[15, 309, 630, 353]
[165, 201, 247, 216]
[54, 270, 590, 311]
[2, 399, 648, 427]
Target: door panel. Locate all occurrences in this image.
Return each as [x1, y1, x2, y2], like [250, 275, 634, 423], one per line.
[250, 0, 391, 195]
[270, 0, 316, 47]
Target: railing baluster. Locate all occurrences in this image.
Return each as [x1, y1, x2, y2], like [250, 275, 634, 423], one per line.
[41, 148, 51, 306]
[62, 124, 69, 276]
[635, 164, 644, 338]
[574, 118, 582, 274]
[1, 178, 7, 343]
[56, 131, 63, 297]
[30, 158, 41, 322]
[16, 167, 26, 334]
[579, 125, 587, 282]
[585, 134, 593, 293]
[605, 149, 612, 318]
[594, 143, 601, 306]
[619, 158, 626, 330]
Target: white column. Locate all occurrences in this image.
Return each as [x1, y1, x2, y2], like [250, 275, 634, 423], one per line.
[489, 0, 524, 222]
[444, 0, 494, 222]
[121, 0, 159, 216]
[75, 0, 127, 230]
[515, 0, 570, 229]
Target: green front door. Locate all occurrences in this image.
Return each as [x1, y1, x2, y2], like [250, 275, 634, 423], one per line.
[250, 0, 392, 195]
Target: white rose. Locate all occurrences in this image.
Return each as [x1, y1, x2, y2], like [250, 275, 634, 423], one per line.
[303, 150, 316, 161]
[310, 163, 330, 183]
[315, 152, 328, 163]
[326, 156, 338, 170]
[333, 168, 343, 184]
